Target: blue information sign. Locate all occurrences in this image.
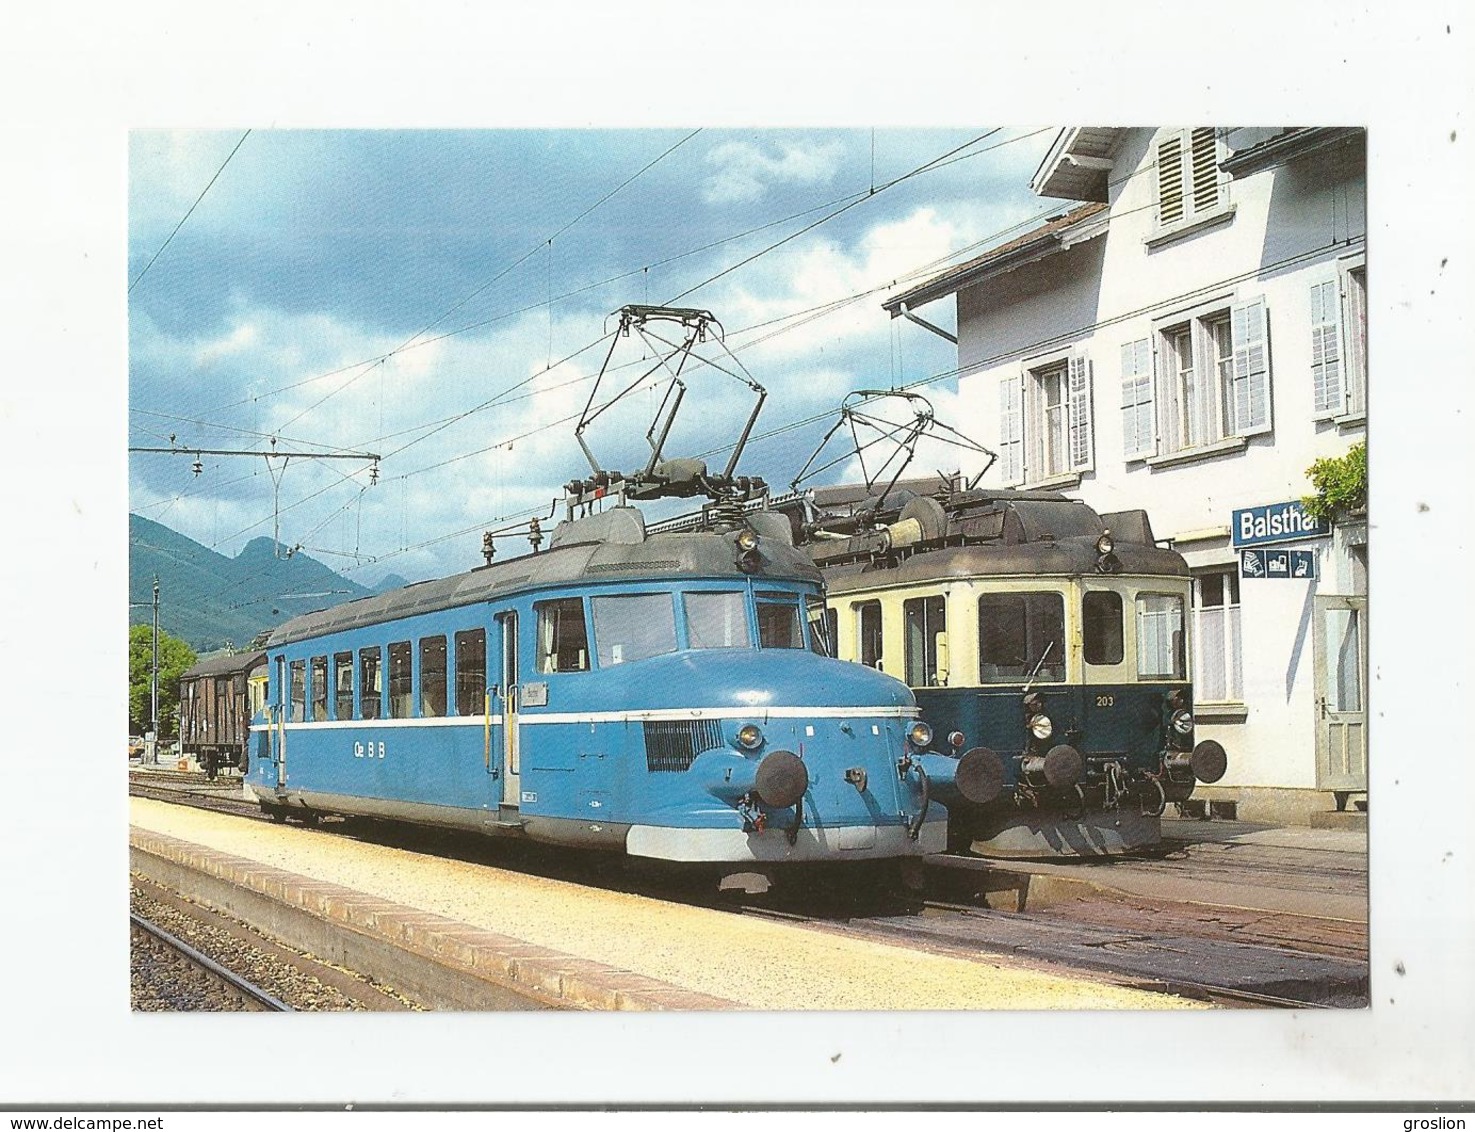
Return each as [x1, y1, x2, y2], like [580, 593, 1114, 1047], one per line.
[1241, 548, 1318, 580]
[1231, 500, 1330, 548]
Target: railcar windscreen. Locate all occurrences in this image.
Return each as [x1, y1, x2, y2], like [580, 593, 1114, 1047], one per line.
[592, 593, 678, 666]
[978, 592, 1066, 684]
[684, 591, 750, 649]
[756, 592, 805, 650]
[1136, 593, 1186, 680]
[1082, 590, 1125, 665]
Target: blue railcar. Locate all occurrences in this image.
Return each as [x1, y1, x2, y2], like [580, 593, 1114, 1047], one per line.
[245, 503, 989, 874]
[778, 480, 1228, 857]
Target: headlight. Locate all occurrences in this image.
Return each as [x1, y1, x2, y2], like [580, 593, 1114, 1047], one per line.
[736, 528, 760, 552]
[735, 723, 764, 750]
[907, 721, 933, 749]
[1029, 714, 1054, 741]
[1171, 709, 1195, 736]
[1096, 532, 1114, 556]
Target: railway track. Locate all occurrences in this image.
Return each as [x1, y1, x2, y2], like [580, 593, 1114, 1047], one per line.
[131, 911, 293, 1012]
[130, 774, 1369, 1008]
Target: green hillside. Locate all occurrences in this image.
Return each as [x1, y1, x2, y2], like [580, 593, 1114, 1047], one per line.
[128, 514, 379, 652]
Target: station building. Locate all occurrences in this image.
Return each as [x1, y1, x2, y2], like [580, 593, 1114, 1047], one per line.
[884, 127, 1367, 825]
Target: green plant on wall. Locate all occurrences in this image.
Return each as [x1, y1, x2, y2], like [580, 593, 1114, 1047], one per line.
[1302, 441, 1367, 525]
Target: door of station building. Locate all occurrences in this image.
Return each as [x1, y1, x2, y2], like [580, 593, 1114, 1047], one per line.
[1313, 594, 1368, 795]
[496, 610, 520, 806]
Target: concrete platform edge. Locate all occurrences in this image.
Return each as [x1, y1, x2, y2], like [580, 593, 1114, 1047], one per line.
[129, 826, 738, 1012]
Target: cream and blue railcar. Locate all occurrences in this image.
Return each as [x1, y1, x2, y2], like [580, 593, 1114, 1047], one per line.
[783, 482, 1228, 857]
[244, 505, 987, 872]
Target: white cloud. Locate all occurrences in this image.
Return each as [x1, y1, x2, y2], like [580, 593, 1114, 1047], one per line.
[702, 139, 844, 205]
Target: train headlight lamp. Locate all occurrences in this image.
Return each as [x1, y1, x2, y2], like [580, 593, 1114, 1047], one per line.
[1171, 709, 1195, 736]
[736, 529, 760, 552]
[1029, 714, 1054, 741]
[907, 721, 934, 749]
[1095, 532, 1114, 556]
[735, 723, 765, 750]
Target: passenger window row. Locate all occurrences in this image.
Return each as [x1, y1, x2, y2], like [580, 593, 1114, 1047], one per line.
[285, 629, 487, 722]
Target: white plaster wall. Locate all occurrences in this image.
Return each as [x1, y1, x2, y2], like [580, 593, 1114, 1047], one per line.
[948, 128, 1367, 793]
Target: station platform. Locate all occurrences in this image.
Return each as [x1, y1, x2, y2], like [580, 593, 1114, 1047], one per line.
[128, 796, 1205, 1012]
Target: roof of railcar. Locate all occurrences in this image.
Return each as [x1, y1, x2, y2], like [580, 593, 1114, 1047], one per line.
[263, 506, 821, 648]
[180, 650, 267, 681]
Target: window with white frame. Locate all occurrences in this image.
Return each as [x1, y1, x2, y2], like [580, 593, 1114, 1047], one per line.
[1311, 261, 1367, 420]
[1155, 128, 1226, 230]
[999, 351, 1093, 485]
[1193, 569, 1242, 703]
[1119, 296, 1272, 460]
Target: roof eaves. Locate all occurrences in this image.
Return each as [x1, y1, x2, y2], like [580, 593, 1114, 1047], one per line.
[1221, 127, 1365, 178]
[883, 202, 1108, 314]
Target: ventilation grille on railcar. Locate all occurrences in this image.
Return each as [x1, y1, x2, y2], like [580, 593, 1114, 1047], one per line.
[643, 720, 724, 772]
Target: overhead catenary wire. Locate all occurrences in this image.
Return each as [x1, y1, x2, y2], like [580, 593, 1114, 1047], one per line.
[129, 130, 251, 295]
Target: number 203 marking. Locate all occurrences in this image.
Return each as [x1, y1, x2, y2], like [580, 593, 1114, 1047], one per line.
[1095, 695, 1115, 708]
[354, 741, 386, 759]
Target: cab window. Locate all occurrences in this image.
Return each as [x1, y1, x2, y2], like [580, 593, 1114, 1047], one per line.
[1136, 593, 1186, 679]
[684, 591, 751, 649]
[1083, 590, 1125, 665]
[804, 595, 835, 657]
[756, 592, 804, 649]
[536, 598, 590, 673]
[904, 595, 947, 686]
[592, 593, 677, 666]
[979, 592, 1065, 683]
[856, 600, 883, 669]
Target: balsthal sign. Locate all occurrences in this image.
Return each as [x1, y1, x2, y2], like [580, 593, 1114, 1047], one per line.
[1231, 500, 1331, 549]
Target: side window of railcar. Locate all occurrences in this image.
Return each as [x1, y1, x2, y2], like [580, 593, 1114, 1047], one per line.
[454, 629, 486, 716]
[756, 592, 805, 649]
[387, 641, 413, 717]
[1136, 593, 1186, 680]
[535, 598, 590, 673]
[1082, 591, 1125, 666]
[591, 593, 677, 666]
[359, 647, 382, 720]
[333, 652, 353, 720]
[856, 601, 883, 669]
[309, 656, 328, 721]
[904, 595, 947, 686]
[684, 591, 750, 649]
[420, 636, 447, 718]
[804, 594, 835, 657]
[288, 660, 307, 722]
[979, 592, 1066, 683]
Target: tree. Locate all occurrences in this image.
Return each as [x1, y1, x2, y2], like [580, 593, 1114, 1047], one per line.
[128, 623, 197, 738]
[1302, 441, 1367, 525]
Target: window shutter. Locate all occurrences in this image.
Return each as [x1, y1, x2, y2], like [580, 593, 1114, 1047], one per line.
[1120, 339, 1155, 458]
[1067, 352, 1094, 470]
[1157, 133, 1186, 227]
[1189, 128, 1221, 214]
[1230, 296, 1272, 436]
[998, 374, 1024, 485]
[1309, 279, 1343, 416]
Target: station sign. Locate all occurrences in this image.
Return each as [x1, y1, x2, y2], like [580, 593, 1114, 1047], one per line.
[1241, 548, 1318, 580]
[1231, 499, 1330, 548]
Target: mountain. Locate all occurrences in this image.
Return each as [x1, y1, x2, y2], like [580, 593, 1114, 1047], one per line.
[128, 514, 381, 651]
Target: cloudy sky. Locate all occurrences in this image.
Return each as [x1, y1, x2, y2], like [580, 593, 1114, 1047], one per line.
[128, 127, 1059, 584]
